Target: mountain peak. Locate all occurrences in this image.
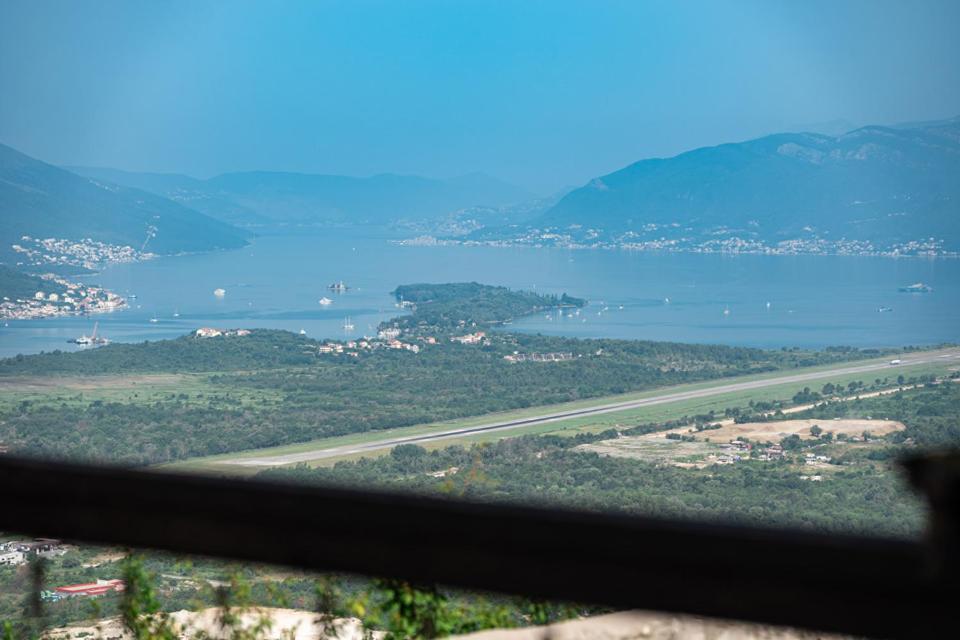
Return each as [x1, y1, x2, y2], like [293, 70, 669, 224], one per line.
[535, 119, 960, 251]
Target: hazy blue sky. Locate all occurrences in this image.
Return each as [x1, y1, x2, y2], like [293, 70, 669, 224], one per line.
[2, 0, 959, 193]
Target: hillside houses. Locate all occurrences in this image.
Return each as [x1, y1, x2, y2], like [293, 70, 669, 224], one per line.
[0, 539, 68, 566]
[0, 279, 125, 320]
[194, 328, 252, 338]
[451, 331, 486, 345]
[503, 352, 575, 363]
[316, 335, 425, 357]
[378, 327, 402, 340]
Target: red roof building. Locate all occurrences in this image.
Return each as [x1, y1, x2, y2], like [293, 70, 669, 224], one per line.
[55, 579, 125, 597]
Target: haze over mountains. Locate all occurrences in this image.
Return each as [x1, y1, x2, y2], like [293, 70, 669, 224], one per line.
[0, 143, 249, 265]
[532, 117, 960, 251]
[70, 166, 536, 227]
[2, 116, 959, 272]
[0, 141, 537, 271]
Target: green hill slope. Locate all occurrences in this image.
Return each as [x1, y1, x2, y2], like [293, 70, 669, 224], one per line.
[0, 143, 249, 263]
[537, 118, 960, 250]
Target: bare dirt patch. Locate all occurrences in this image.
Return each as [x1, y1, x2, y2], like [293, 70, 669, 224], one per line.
[81, 550, 129, 568]
[581, 438, 714, 464]
[666, 418, 905, 443]
[581, 418, 904, 466]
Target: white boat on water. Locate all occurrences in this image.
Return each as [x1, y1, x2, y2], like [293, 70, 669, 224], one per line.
[213, 288, 226, 297]
[318, 297, 333, 306]
[299, 328, 307, 335]
[149, 315, 159, 323]
[72, 321, 109, 346]
[343, 317, 355, 331]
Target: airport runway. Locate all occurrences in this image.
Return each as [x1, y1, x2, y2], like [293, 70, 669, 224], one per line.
[224, 349, 960, 467]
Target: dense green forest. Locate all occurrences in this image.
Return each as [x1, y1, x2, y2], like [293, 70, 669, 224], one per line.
[0, 329, 316, 375]
[389, 282, 585, 331]
[0, 331, 883, 464]
[262, 383, 960, 538]
[261, 433, 923, 537]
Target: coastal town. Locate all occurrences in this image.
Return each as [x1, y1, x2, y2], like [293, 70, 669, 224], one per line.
[0, 275, 125, 321]
[193, 324, 582, 365]
[0, 236, 143, 321]
[11, 236, 153, 271]
[398, 228, 958, 258]
[313, 329, 489, 357]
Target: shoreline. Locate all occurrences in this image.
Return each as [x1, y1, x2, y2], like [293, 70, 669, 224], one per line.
[393, 235, 960, 259]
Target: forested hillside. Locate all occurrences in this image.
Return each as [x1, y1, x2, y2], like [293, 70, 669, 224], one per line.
[0, 143, 248, 263]
[0, 264, 64, 300]
[535, 118, 960, 251]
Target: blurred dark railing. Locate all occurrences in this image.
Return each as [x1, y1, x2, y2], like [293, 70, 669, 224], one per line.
[0, 453, 957, 638]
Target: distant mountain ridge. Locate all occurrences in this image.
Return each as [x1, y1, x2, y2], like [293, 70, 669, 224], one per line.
[0, 143, 249, 266]
[535, 117, 960, 252]
[71, 166, 537, 227]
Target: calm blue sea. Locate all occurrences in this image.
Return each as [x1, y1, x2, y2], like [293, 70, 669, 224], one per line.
[2, 231, 958, 358]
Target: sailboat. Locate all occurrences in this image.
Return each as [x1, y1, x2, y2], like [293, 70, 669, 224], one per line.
[149, 314, 159, 323]
[343, 317, 355, 331]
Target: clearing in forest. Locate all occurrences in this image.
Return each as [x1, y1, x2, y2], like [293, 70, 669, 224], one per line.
[665, 418, 905, 443]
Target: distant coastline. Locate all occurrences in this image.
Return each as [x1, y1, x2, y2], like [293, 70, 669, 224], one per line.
[395, 233, 960, 259]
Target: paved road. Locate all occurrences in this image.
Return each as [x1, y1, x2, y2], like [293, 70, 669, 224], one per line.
[224, 349, 960, 467]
